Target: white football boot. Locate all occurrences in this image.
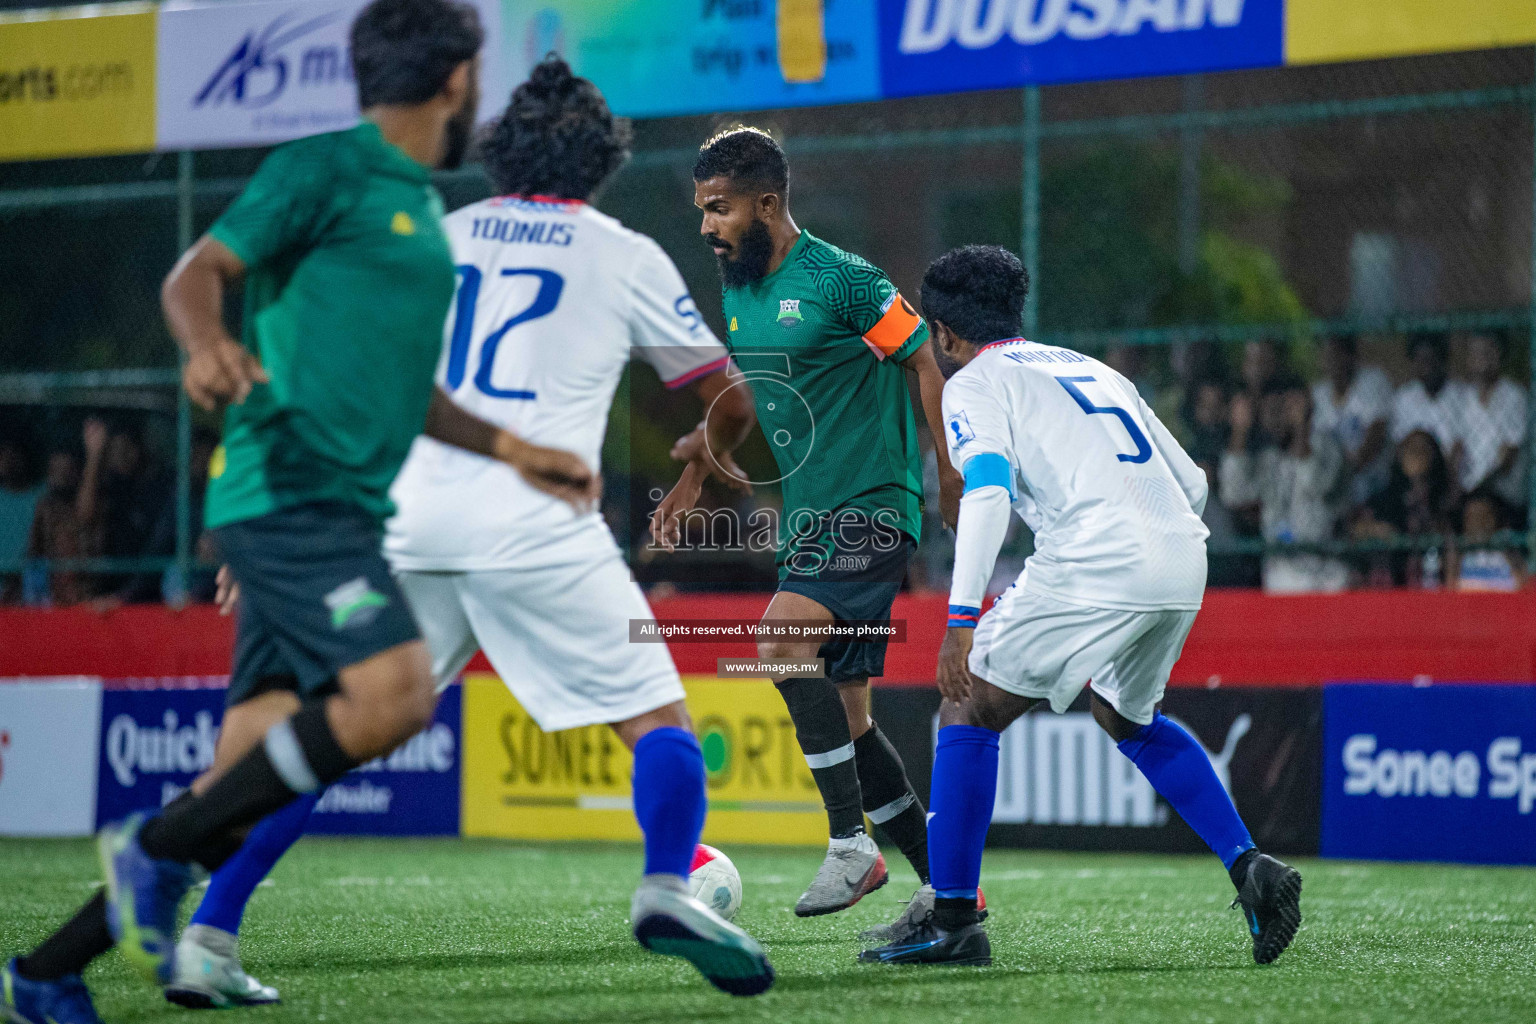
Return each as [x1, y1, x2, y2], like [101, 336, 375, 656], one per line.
[163, 925, 280, 1009]
[631, 875, 774, 996]
[794, 832, 888, 917]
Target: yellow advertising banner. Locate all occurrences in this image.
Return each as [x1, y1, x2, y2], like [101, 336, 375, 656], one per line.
[1287, 0, 1536, 66]
[462, 673, 828, 845]
[0, 4, 157, 161]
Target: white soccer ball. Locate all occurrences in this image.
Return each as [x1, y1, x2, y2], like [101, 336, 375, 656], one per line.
[688, 844, 743, 921]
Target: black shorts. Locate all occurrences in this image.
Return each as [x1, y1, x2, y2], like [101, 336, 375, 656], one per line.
[214, 502, 420, 708]
[777, 514, 916, 683]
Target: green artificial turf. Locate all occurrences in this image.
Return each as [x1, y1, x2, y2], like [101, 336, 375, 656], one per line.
[3, 838, 1533, 1023]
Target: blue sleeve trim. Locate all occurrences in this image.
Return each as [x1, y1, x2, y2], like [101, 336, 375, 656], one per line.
[962, 453, 1014, 498]
[947, 604, 980, 629]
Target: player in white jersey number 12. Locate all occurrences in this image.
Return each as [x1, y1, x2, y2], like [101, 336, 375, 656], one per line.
[386, 57, 771, 996]
[157, 57, 774, 1001]
[859, 246, 1302, 968]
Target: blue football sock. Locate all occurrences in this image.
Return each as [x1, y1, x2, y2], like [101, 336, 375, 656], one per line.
[631, 727, 706, 879]
[190, 793, 318, 934]
[1117, 713, 1255, 869]
[928, 725, 1000, 900]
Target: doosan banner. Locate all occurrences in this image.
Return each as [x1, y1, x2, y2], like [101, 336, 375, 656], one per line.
[878, 0, 1283, 97]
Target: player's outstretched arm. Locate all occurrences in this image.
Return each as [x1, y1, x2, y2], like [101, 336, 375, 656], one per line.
[162, 236, 269, 411]
[902, 344, 964, 530]
[668, 366, 756, 492]
[423, 387, 600, 514]
[653, 365, 756, 553]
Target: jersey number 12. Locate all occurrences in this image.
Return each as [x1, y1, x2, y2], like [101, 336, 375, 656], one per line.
[445, 265, 565, 399]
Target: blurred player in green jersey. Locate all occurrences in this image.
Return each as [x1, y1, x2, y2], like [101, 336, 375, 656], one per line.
[3, 5, 594, 1023]
[654, 127, 966, 923]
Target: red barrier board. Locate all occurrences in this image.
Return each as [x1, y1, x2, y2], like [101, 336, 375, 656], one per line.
[2, 589, 1535, 685]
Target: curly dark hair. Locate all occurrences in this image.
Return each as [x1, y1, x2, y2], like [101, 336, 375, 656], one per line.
[920, 245, 1030, 345]
[351, 0, 483, 108]
[478, 55, 632, 201]
[693, 126, 789, 195]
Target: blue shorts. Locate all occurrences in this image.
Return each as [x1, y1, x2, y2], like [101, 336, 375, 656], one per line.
[213, 502, 421, 708]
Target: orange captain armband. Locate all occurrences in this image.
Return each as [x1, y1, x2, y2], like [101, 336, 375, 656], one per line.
[862, 291, 923, 360]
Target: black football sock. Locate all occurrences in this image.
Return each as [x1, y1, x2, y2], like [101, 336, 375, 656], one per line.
[139, 700, 358, 870]
[1229, 847, 1260, 891]
[16, 891, 114, 982]
[854, 724, 930, 884]
[776, 677, 865, 838]
[933, 895, 980, 932]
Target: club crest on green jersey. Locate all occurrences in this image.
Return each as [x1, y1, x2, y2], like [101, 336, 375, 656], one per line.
[777, 299, 804, 328]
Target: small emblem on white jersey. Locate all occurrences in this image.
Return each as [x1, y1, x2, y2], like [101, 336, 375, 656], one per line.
[948, 410, 976, 450]
[777, 299, 803, 328]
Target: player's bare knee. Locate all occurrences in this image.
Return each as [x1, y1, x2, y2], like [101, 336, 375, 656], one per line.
[1090, 692, 1141, 743]
[389, 668, 440, 740]
[612, 702, 692, 750]
[838, 682, 872, 738]
[967, 698, 1016, 734]
[759, 638, 814, 664]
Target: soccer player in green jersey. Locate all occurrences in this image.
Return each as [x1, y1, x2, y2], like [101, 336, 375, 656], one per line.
[2, 5, 594, 1022]
[656, 127, 965, 920]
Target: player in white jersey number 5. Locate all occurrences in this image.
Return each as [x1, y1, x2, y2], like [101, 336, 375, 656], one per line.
[859, 246, 1301, 969]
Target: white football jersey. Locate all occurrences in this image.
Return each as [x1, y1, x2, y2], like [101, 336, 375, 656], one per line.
[386, 196, 729, 571]
[943, 339, 1210, 611]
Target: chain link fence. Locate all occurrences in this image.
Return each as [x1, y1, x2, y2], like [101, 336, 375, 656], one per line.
[2, 46, 1532, 601]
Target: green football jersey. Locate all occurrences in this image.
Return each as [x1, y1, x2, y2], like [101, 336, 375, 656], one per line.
[721, 230, 928, 570]
[204, 121, 456, 530]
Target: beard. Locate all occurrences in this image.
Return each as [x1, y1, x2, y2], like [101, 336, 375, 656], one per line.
[932, 338, 963, 379]
[712, 217, 775, 288]
[439, 91, 478, 171]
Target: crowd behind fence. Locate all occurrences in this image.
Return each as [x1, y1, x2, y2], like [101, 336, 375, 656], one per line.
[0, 47, 1532, 604]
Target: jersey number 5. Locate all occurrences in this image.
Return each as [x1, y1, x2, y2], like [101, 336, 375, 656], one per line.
[1055, 376, 1151, 464]
[445, 265, 565, 399]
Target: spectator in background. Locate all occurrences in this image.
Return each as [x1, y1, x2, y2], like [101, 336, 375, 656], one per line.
[1236, 339, 1302, 447]
[1104, 341, 1158, 406]
[1178, 378, 1253, 587]
[1311, 335, 1392, 504]
[1162, 338, 1230, 449]
[1222, 385, 1348, 593]
[116, 430, 222, 604]
[1448, 490, 1525, 592]
[0, 436, 44, 603]
[25, 444, 100, 605]
[76, 417, 172, 600]
[1351, 430, 1455, 588]
[1390, 332, 1472, 472]
[1453, 331, 1526, 517]
[1182, 378, 1231, 469]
